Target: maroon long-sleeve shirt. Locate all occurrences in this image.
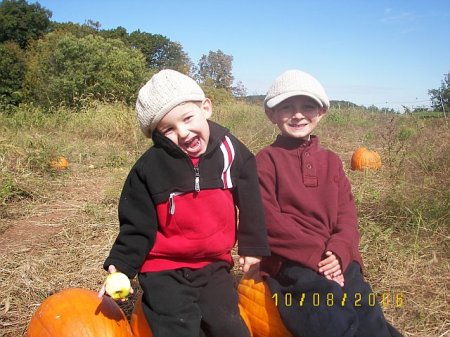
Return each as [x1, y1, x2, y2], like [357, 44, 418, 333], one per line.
[256, 135, 363, 276]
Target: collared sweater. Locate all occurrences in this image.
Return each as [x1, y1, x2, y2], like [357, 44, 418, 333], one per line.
[256, 135, 363, 276]
[104, 121, 270, 278]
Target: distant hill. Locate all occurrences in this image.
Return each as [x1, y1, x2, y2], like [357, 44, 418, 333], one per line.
[330, 100, 360, 109]
[244, 95, 265, 106]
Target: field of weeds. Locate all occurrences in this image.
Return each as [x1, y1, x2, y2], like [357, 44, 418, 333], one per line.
[0, 101, 448, 336]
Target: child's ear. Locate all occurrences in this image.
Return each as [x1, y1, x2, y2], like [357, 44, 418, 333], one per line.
[317, 107, 327, 121]
[265, 108, 277, 124]
[201, 98, 212, 119]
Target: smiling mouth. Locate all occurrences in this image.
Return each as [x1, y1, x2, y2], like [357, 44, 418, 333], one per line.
[289, 123, 308, 128]
[184, 136, 201, 151]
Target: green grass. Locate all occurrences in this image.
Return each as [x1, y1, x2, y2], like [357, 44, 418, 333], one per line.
[0, 102, 449, 337]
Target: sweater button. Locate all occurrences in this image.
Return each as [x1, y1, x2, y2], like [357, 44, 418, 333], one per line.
[304, 152, 310, 157]
[306, 164, 312, 169]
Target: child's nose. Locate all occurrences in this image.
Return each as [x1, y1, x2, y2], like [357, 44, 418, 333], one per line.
[178, 126, 190, 139]
[292, 109, 304, 118]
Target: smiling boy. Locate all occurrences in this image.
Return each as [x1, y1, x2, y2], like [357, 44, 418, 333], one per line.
[256, 69, 402, 337]
[99, 69, 269, 337]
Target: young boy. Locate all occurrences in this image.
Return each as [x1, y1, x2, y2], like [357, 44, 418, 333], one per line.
[99, 69, 270, 337]
[256, 69, 402, 337]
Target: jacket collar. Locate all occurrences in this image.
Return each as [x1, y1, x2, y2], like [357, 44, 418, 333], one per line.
[272, 134, 318, 150]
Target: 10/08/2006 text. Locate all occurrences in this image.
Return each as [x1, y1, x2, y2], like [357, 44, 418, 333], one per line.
[272, 292, 404, 308]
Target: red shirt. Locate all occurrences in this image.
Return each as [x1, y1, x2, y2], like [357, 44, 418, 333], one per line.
[140, 157, 236, 272]
[256, 135, 363, 275]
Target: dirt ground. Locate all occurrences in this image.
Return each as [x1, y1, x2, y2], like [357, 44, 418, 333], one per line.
[0, 168, 109, 255]
[1, 165, 447, 337]
[0, 167, 127, 336]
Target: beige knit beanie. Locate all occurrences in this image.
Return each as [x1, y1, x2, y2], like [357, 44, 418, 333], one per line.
[264, 69, 330, 110]
[136, 69, 205, 138]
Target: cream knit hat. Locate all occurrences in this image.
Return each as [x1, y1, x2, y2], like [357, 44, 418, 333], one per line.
[136, 69, 205, 138]
[264, 69, 330, 110]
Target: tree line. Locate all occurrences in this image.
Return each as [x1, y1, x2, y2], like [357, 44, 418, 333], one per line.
[0, 0, 448, 113]
[428, 73, 450, 114]
[0, 0, 244, 111]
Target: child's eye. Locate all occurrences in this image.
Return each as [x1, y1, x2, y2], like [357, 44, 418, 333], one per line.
[184, 115, 193, 122]
[279, 105, 292, 111]
[163, 128, 173, 135]
[303, 105, 317, 113]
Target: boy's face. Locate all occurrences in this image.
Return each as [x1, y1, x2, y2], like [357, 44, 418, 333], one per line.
[156, 99, 212, 157]
[266, 96, 326, 140]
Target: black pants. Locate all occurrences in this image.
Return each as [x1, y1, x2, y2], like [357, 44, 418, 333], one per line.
[138, 261, 250, 337]
[266, 261, 403, 337]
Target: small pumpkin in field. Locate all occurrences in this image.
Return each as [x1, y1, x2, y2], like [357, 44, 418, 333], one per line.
[50, 156, 69, 170]
[350, 147, 381, 171]
[130, 294, 252, 337]
[238, 268, 293, 337]
[26, 288, 132, 337]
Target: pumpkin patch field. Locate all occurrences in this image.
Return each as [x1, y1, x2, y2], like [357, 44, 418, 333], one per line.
[0, 102, 448, 336]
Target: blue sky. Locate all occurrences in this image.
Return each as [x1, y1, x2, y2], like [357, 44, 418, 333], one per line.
[31, 0, 449, 111]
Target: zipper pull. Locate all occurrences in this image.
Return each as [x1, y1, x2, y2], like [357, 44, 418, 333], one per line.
[194, 166, 200, 192]
[169, 193, 175, 215]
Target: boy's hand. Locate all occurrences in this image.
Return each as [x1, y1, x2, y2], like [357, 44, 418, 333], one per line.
[98, 265, 134, 300]
[318, 251, 345, 287]
[239, 256, 261, 273]
[331, 273, 345, 287]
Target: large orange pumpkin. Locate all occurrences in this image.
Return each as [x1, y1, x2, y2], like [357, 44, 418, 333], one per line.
[238, 268, 293, 337]
[239, 303, 253, 337]
[350, 147, 381, 171]
[130, 293, 253, 337]
[26, 288, 132, 337]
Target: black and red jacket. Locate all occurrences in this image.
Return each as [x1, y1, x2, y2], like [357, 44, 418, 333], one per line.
[104, 121, 270, 278]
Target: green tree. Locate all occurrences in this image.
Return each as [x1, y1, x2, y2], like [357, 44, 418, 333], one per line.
[200, 79, 233, 105]
[197, 50, 234, 92]
[49, 21, 100, 38]
[0, 0, 52, 49]
[49, 21, 97, 38]
[128, 30, 192, 74]
[428, 73, 450, 112]
[99, 26, 129, 41]
[0, 41, 25, 108]
[232, 80, 247, 98]
[24, 31, 148, 109]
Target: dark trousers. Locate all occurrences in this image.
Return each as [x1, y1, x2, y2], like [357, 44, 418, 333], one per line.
[138, 261, 250, 337]
[266, 261, 403, 337]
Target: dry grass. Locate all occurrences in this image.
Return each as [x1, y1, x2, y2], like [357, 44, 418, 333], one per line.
[0, 102, 448, 336]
